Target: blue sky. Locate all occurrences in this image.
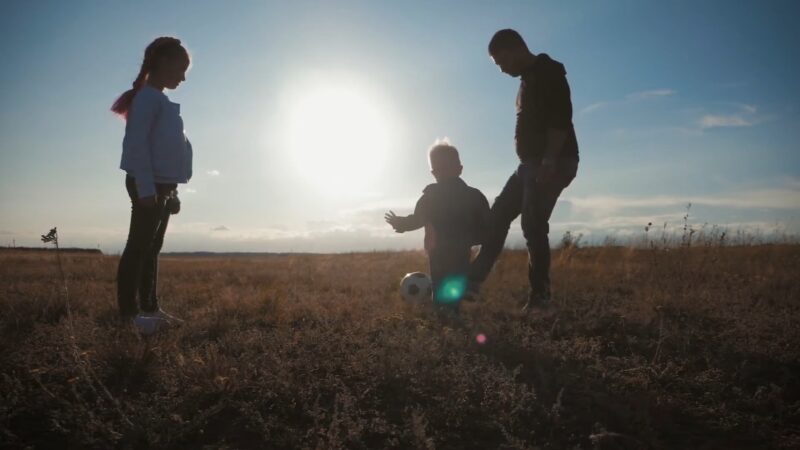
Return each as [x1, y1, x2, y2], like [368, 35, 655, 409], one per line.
[1, 0, 798, 252]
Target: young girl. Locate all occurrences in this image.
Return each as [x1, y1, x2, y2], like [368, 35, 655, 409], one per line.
[112, 37, 193, 326]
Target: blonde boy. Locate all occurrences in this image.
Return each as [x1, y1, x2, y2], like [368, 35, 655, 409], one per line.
[386, 140, 490, 310]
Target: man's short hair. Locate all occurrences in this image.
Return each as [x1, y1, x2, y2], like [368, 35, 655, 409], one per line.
[429, 138, 461, 168]
[488, 28, 528, 55]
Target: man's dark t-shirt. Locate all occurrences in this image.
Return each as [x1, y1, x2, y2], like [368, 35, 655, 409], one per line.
[515, 53, 579, 163]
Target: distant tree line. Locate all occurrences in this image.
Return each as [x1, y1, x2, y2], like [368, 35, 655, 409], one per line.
[0, 247, 102, 255]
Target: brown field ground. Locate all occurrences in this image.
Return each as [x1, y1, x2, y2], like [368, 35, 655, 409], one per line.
[1, 244, 799, 449]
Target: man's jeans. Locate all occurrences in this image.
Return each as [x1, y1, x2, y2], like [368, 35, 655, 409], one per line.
[117, 176, 173, 318]
[469, 158, 578, 297]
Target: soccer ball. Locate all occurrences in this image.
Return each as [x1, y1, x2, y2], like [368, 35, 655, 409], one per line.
[400, 272, 433, 302]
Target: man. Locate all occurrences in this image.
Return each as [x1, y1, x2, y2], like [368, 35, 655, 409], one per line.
[468, 29, 579, 312]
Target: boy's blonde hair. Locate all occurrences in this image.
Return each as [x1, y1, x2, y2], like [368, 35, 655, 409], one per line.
[428, 138, 461, 169]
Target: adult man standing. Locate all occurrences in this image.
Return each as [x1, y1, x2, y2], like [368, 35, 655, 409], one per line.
[468, 29, 579, 312]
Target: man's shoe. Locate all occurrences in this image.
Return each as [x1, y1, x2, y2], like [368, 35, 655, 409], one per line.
[462, 283, 482, 303]
[435, 304, 463, 327]
[522, 292, 552, 314]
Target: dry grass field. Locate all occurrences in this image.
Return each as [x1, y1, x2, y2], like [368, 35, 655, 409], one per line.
[1, 243, 799, 449]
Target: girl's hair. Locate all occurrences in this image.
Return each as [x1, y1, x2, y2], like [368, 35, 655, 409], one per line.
[111, 36, 190, 119]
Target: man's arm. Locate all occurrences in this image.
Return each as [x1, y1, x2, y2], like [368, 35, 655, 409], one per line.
[537, 69, 575, 183]
[542, 129, 568, 163]
[473, 191, 492, 245]
[542, 70, 573, 163]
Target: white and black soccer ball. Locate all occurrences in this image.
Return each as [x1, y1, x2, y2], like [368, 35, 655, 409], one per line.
[400, 272, 433, 302]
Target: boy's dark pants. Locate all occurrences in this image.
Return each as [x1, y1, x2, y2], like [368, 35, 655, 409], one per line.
[429, 245, 471, 314]
[470, 158, 578, 297]
[117, 176, 174, 318]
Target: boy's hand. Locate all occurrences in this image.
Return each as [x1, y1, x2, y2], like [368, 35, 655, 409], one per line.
[384, 210, 404, 232]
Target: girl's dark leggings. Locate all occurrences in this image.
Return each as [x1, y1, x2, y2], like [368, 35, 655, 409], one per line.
[117, 176, 174, 318]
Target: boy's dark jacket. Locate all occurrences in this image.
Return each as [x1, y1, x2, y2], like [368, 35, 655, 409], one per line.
[393, 177, 490, 253]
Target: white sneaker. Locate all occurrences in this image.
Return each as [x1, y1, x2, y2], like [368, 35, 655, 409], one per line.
[141, 308, 184, 324]
[133, 314, 169, 336]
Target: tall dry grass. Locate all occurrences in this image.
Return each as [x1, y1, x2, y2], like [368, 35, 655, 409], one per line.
[1, 243, 798, 449]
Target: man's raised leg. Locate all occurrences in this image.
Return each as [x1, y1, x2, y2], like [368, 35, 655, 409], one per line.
[467, 168, 524, 295]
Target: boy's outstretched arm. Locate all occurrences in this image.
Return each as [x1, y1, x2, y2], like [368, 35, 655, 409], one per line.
[385, 194, 428, 233]
[385, 210, 424, 233]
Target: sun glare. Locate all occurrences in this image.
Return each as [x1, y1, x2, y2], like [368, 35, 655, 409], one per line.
[285, 84, 392, 194]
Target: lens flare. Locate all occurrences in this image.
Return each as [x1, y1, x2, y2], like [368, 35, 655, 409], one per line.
[435, 275, 467, 304]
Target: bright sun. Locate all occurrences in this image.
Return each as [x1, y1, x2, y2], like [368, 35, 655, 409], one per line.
[285, 84, 392, 194]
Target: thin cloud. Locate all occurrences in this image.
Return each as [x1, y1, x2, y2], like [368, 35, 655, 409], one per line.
[204, 226, 420, 253]
[554, 212, 686, 230]
[699, 115, 755, 129]
[568, 186, 800, 213]
[337, 196, 423, 218]
[212, 225, 230, 231]
[580, 101, 609, 115]
[206, 170, 221, 176]
[626, 89, 676, 101]
[580, 89, 675, 115]
[787, 177, 800, 190]
[698, 104, 759, 129]
[738, 104, 757, 114]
